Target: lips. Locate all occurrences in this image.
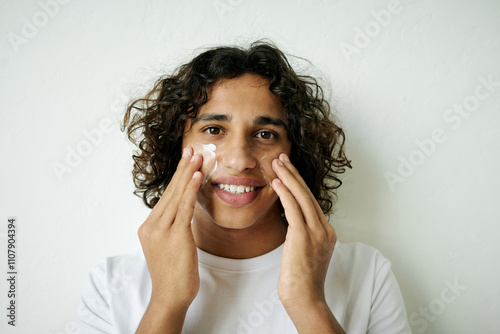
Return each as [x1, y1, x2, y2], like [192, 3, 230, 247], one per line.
[212, 176, 265, 206]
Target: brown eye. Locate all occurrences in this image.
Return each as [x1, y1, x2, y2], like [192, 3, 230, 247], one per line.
[205, 127, 221, 135]
[256, 131, 276, 140]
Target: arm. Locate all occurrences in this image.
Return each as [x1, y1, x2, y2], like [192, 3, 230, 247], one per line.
[271, 153, 345, 334]
[135, 147, 203, 334]
[283, 299, 346, 334]
[135, 301, 189, 334]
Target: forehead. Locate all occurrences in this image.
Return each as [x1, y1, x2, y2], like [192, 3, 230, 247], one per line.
[198, 73, 284, 119]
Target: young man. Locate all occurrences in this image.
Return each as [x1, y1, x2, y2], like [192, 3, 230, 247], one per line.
[77, 42, 411, 333]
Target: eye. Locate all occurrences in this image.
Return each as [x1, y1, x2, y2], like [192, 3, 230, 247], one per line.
[256, 131, 277, 140]
[203, 126, 222, 135]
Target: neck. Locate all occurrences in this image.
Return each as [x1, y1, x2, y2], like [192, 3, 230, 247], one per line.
[192, 206, 287, 259]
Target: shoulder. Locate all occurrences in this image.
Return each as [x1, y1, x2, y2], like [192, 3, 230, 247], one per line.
[85, 249, 149, 293]
[86, 249, 145, 281]
[332, 240, 391, 276]
[325, 241, 395, 313]
[77, 249, 150, 333]
[326, 241, 411, 333]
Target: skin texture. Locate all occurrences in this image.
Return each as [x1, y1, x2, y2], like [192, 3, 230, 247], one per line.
[135, 74, 345, 333]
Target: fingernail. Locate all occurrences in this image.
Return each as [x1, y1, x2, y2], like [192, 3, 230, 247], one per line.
[182, 147, 190, 158]
[190, 153, 198, 162]
[282, 153, 290, 162]
[277, 159, 284, 166]
[274, 178, 281, 184]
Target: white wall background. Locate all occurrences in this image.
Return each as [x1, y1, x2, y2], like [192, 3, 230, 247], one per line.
[1, 0, 499, 333]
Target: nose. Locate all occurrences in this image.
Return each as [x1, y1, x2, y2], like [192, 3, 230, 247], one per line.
[219, 135, 257, 173]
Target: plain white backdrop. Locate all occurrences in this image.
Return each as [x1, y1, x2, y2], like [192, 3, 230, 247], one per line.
[1, 0, 499, 333]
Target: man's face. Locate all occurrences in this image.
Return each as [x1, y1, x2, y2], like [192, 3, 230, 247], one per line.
[182, 73, 292, 229]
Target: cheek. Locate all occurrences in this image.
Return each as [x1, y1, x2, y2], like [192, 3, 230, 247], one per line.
[200, 152, 217, 177]
[189, 142, 219, 184]
[258, 153, 280, 186]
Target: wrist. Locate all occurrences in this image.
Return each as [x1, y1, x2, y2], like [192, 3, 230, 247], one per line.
[284, 299, 345, 334]
[282, 297, 327, 318]
[136, 298, 190, 334]
[149, 284, 197, 310]
[279, 288, 326, 313]
[149, 294, 191, 315]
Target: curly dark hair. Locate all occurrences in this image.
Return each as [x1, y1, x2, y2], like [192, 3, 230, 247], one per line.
[121, 40, 351, 215]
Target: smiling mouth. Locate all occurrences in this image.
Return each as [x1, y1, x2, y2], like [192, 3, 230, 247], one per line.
[216, 184, 259, 194]
[210, 176, 266, 206]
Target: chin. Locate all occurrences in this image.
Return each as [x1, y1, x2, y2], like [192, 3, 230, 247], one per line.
[210, 215, 258, 230]
[196, 201, 268, 230]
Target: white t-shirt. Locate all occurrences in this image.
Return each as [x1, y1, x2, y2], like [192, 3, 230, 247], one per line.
[76, 241, 411, 333]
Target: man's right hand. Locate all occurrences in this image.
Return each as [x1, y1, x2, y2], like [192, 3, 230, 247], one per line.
[136, 146, 203, 333]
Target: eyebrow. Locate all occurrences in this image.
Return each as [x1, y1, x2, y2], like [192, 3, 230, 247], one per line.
[192, 113, 287, 130]
[191, 113, 232, 125]
[254, 116, 288, 130]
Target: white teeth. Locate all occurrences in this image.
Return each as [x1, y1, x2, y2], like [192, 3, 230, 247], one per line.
[217, 184, 256, 194]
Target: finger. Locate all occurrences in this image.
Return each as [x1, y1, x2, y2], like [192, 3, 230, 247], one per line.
[278, 154, 336, 247]
[278, 153, 329, 228]
[272, 158, 324, 231]
[172, 171, 203, 228]
[152, 149, 203, 222]
[279, 153, 325, 219]
[152, 146, 193, 214]
[272, 178, 307, 232]
[160, 153, 203, 223]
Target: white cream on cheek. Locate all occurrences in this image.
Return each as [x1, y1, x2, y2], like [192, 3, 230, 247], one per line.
[191, 142, 218, 185]
[191, 142, 276, 187]
[259, 155, 274, 188]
